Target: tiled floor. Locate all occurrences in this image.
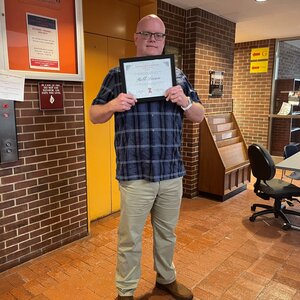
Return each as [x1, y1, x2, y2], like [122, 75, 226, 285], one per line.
[1, 176, 300, 299]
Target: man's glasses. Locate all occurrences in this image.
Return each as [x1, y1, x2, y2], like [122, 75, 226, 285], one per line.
[136, 31, 166, 41]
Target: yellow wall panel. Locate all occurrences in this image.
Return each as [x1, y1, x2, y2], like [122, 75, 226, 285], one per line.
[84, 35, 136, 219]
[82, 0, 139, 41]
[140, 2, 157, 17]
[108, 38, 137, 68]
[84, 33, 113, 220]
[107, 38, 136, 212]
[83, 0, 156, 222]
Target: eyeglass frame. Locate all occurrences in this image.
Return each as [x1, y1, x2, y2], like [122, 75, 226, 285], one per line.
[135, 31, 166, 41]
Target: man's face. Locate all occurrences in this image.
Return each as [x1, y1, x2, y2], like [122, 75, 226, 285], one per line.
[134, 18, 165, 57]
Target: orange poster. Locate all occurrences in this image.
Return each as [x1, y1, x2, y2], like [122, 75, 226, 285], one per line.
[3, 0, 78, 75]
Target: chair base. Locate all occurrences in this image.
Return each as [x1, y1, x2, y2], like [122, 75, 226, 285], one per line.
[249, 202, 300, 230]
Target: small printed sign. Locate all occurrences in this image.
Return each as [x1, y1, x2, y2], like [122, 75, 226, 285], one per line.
[250, 61, 268, 73]
[251, 47, 269, 60]
[209, 70, 224, 98]
[38, 82, 63, 110]
[27, 13, 60, 70]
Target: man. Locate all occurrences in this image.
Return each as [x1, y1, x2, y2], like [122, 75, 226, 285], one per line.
[90, 14, 205, 300]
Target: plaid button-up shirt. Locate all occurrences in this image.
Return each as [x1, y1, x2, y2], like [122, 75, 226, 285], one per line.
[92, 67, 200, 182]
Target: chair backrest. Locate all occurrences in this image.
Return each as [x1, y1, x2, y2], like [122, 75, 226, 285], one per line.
[283, 143, 299, 159]
[248, 143, 276, 181]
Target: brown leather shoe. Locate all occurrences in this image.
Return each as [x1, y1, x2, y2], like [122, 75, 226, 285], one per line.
[117, 296, 134, 300]
[156, 280, 193, 300]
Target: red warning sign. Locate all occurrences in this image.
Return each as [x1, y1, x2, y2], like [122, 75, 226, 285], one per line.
[38, 82, 63, 110]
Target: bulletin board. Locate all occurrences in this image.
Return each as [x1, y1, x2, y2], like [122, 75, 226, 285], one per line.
[0, 0, 84, 81]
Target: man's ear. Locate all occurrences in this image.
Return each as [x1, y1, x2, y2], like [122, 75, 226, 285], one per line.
[134, 33, 138, 46]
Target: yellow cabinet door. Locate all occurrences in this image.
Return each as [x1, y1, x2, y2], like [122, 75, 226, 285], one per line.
[84, 34, 136, 221]
[107, 38, 136, 212]
[84, 33, 113, 221]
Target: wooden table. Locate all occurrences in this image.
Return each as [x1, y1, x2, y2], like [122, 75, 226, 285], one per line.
[276, 151, 300, 172]
[276, 151, 300, 230]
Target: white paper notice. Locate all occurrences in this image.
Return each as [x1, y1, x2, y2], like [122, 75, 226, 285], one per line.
[27, 13, 60, 70]
[0, 72, 25, 102]
[277, 102, 292, 115]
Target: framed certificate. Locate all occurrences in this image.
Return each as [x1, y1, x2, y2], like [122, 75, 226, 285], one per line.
[119, 54, 176, 103]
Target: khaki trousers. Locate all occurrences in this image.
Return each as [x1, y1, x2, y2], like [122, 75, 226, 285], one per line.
[116, 177, 183, 296]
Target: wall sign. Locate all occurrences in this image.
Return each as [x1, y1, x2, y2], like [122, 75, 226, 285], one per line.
[26, 13, 60, 70]
[0, 0, 85, 81]
[250, 47, 269, 73]
[209, 70, 224, 98]
[38, 82, 63, 110]
[251, 47, 269, 60]
[0, 72, 25, 102]
[250, 61, 269, 73]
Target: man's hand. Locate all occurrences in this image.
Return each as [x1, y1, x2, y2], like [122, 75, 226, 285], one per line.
[164, 85, 205, 123]
[111, 93, 137, 112]
[165, 85, 189, 107]
[89, 93, 137, 124]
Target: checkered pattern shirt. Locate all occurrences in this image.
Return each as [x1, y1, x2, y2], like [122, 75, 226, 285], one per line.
[92, 66, 200, 182]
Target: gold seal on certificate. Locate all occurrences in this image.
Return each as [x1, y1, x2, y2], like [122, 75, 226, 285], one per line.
[119, 54, 176, 103]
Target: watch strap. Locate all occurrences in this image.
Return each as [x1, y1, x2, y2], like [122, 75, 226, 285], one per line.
[181, 97, 193, 111]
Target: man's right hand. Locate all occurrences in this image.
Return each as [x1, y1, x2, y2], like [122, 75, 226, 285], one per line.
[111, 93, 137, 112]
[89, 93, 137, 124]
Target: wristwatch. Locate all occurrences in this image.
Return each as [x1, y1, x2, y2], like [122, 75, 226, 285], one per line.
[181, 97, 193, 111]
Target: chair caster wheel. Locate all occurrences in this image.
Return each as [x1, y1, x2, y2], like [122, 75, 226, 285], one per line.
[251, 205, 256, 211]
[282, 223, 291, 231]
[249, 216, 256, 222]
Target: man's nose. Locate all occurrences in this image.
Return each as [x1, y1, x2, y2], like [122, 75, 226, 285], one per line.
[149, 34, 156, 41]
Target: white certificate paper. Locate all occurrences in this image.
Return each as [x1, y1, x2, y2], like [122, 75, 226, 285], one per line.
[120, 55, 176, 102]
[0, 72, 25, 102]
[27, 13, 60, 70]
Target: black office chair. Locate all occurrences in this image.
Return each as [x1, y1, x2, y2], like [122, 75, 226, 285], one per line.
[283, 143, 299, 159]
[282, 143, 300, 182]
[248, 143, 300, 230]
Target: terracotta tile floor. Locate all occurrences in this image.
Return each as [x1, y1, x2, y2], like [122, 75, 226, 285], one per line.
[1, 175, 300, 299]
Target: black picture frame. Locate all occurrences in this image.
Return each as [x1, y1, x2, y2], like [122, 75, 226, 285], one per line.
[119, 54, 176, 103]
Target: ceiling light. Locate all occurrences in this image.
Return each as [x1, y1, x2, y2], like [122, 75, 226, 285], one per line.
[255, 0, 267, 2]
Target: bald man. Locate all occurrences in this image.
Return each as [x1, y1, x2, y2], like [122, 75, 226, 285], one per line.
[90, 14, 205, 300]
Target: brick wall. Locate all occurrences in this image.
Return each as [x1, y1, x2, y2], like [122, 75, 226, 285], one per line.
[278, 41, 300, 79]
[0, 81, 88, 272]
[158, 1, 235, 197]
[186, 8, 235, 115]
[233, 41, 300, 155]
[270, 118, 291, 156]
[158, 2, 194, 197]
[270, 42, 300, 155]
[233, 40, 276, 148]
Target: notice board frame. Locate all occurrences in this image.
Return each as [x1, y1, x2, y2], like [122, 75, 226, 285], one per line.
[0, 0, 84, 81]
